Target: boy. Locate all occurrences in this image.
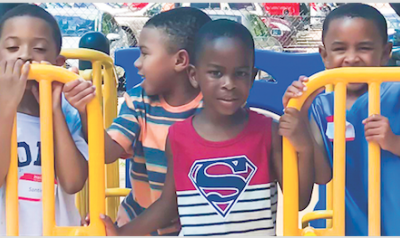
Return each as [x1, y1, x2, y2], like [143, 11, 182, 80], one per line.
[64, 7, 212, 235]
[284, 3, 400, 235]
[99, 19, 316, 236]
[0, 4, 89, 236]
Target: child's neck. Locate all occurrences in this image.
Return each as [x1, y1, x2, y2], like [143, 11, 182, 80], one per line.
[193, 108, 248, 142]
[346, 87, 368, 110]
[162, 73, 200, 107]
[17, 92, 40, 117]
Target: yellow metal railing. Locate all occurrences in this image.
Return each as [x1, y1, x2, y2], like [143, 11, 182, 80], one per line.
[6, 64, 105, 236]
[283, 67, 396, 236]
[61, 49, 130, 221]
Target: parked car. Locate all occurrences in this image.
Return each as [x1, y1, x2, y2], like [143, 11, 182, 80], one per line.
[45, 7, 130, 86]
[202, 9, 283, 52]
[177, 3, 295, 47]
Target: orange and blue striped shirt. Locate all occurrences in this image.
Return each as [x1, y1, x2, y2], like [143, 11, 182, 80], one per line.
[107, 85, 203, 235]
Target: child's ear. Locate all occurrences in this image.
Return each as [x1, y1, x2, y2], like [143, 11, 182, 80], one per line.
[174, 49, 190, 72]
[251, 68, 258, 84]
[319, 45, 329, 67]
[55, 55, 67, 67]
[381, 41, 393, 66]
[187, 64, 199, 88]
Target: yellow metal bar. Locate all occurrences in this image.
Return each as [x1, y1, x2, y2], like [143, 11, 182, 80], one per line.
[325, 83, 334, 229]
[105, 188, 131, 197]
[21, 64, 106, 236]
[40, 80, 56, 236]
[282, 133, 300, 235]
[326, 182, 333, 228]
[301, 210, 333, 229]
[61, 48, 122, 221]
[103, 65, 120, 220]
[368, 82, 381, 236]
[332, 82, 346, 235]
[6, 118, 18, 236]
[92, 61, 103, 107]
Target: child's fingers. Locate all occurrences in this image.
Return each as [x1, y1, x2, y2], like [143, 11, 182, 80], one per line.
[63, 79, 83, 92]
[5, 59, 16, 76]
[20, 62, 30, 82]
[100, 214, 117, 236]
[365, 128, 382, 137]
[40, 61, 51, 65]
[362, 114, 384, 124]
[13, 59, 24, 79]
[292, 80, 307, 92]
[69, 66, 79, 75]
[299, 76, 309, 83]
[71, 85, 96, 103]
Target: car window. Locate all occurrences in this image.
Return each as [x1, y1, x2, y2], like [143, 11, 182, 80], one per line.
[190, 3, 220, 9]
[209, 15, 242, 23]
[102, 13, 120, 35]
[229, 3, 255, 11]
[55, 15, 95, 37]
[246, 13, 271, 37]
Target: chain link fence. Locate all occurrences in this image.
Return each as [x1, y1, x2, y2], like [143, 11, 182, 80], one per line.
[35, 2, 400, 90]
[37, 3, 400, 53]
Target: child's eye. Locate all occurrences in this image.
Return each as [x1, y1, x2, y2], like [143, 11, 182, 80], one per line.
[208, 71, 222, 78]
[236, 71, 249, 77]
[332, 47, 345, 52]
[6, 46, 18, 51]
[34, 48, 46, 52]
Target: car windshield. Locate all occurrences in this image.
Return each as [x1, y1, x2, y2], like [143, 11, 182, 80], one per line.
[54, 15, 95, 37]
[228, 3, 255, 11]
[209, 15, 242, 23]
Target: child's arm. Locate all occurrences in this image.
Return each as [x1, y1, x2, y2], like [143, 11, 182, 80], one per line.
[0, 60, 30, 187]
[52, 102, 88, 194]
[283, 76, 332, 184]
[100, 137, 179, 236]
[271, 108, 315, 211]
[363, 114, 400, 156]
[63, 79, 126, 164]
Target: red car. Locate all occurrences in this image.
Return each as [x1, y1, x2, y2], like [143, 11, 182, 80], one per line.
[262, 3, 300, 16]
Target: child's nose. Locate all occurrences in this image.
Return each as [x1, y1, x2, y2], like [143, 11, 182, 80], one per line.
[222, 76, 236, 90]
[134, 56, 142, 69]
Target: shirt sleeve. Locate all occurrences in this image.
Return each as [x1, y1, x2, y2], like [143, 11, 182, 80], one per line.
[107, 92, 141, 159]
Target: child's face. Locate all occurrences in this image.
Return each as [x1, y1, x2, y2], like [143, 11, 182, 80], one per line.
[0, 16, 64, 90]
[191, 37, 255, 116]
[134, 27, 179, 96]
[320, 17, 392, 92]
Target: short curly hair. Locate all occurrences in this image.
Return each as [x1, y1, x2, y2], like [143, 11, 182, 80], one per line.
[0, 4, 62, 54]
[144, 7, 211, 63]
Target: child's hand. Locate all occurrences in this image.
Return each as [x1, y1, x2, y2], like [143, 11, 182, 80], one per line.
[100, 214, 120, 236]
[63, 77, 96, 114]
[81, 214, 90, 226]
[30, 61, 64, 111]
[363, 115, 397, 151]
[279, 107, 313, 153]
[0, 59, 30, 113]
[282, 76, 324, 114]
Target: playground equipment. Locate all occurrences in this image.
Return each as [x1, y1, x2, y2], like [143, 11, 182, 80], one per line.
[5, 46, 396, 235]
[6, 64, 105, 236]
[283, 67, 400, 236]
[61, 48, 130, 221]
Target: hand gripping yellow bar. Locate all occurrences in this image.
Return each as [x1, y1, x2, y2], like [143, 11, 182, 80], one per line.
[283, 67, 399, 236]
[61, 49, 129, 221]
[6, 64, 105, 236]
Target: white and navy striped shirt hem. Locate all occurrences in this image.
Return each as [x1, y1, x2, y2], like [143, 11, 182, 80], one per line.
[176, 183, 278, 236]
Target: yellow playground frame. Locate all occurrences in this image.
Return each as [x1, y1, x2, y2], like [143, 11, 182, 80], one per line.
[4, 48, 398, 236]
